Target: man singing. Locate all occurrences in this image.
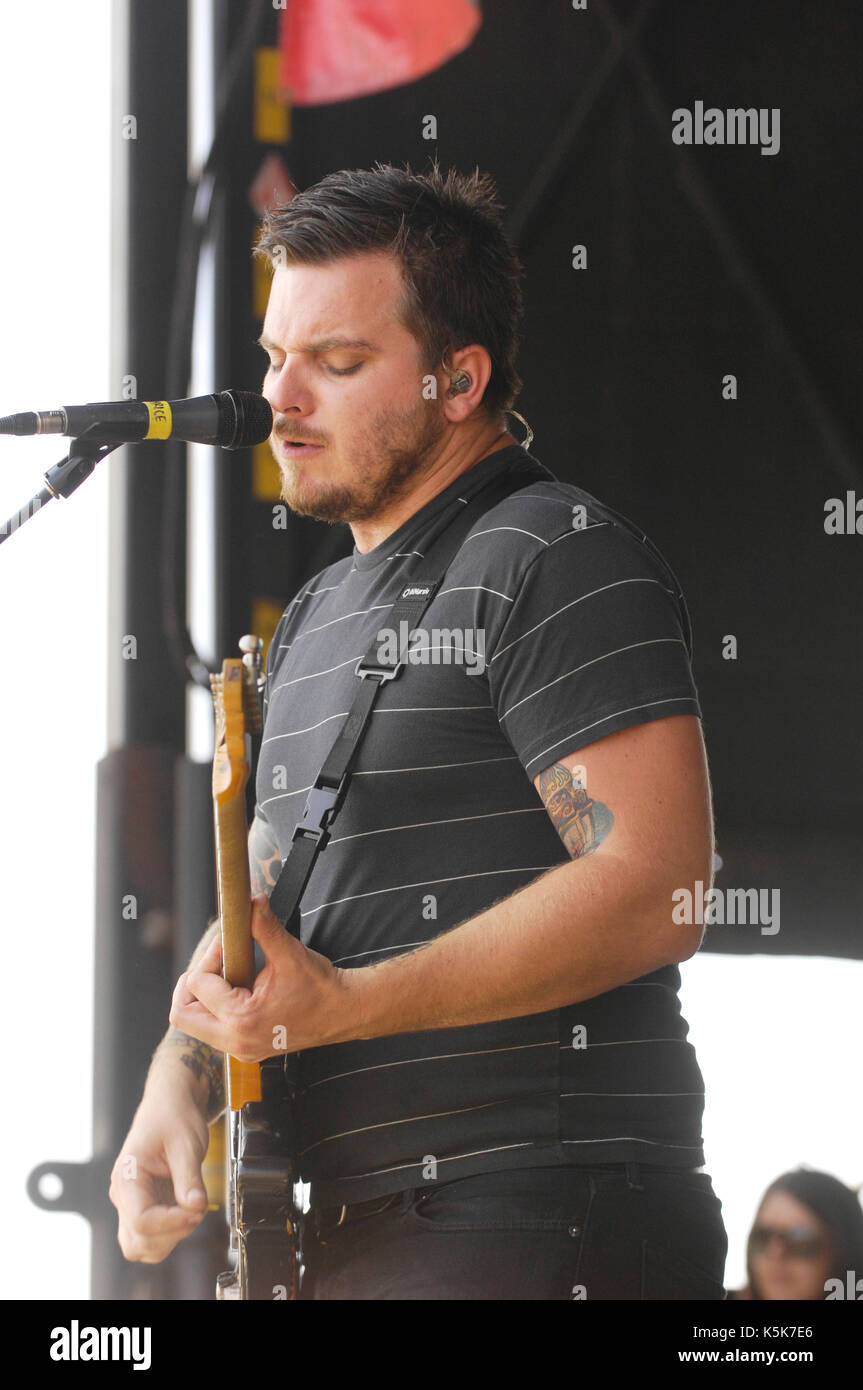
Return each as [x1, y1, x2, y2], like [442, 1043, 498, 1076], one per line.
[110, 162, 727, 1300]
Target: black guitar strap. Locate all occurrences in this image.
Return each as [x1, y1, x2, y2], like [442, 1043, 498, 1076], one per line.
[267, 455, 552, 935]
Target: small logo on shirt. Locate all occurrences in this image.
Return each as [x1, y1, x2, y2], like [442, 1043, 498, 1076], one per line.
[401, 585, 432, 599]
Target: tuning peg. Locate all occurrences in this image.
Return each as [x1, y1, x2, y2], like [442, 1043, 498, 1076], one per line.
[238, 633, 266, 690]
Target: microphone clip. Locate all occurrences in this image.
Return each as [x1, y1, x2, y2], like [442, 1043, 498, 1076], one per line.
[0, 428, 121, 547]
[42, 429, 121, 502]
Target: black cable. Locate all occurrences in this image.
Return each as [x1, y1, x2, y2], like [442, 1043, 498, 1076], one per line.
[161, 0, 273, 690]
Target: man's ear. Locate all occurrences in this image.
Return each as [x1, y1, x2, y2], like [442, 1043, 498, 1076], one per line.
[440, 344, 493, 421]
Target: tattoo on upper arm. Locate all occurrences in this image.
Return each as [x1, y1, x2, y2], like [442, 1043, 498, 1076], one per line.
[249, 815, 283, 896]
[537, 762, 614, 859]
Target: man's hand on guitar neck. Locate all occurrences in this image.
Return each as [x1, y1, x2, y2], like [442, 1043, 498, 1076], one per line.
[169, 810, 354, 1060]
[169, 893, 353, 1059]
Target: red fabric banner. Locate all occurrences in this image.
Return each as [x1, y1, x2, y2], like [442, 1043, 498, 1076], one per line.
[278, 0, 482, 106]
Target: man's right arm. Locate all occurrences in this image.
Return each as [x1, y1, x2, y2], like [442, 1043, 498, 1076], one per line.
[109, 814, 282, 1263]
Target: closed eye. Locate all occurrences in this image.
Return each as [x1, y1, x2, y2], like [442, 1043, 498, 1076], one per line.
[261, 356, 363, 376]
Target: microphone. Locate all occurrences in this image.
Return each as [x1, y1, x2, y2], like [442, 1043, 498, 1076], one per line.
[0, 389, 273, 449]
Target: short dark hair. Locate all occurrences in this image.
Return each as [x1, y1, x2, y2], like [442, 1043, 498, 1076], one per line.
[746, 1168, 863, 1300]
[254, 161, 524, 424]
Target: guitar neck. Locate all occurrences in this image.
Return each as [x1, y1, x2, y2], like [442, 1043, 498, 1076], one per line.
[210, 645, 298, 1303]
[211, 658, 263, 1110]
[214, 793, 256, 989]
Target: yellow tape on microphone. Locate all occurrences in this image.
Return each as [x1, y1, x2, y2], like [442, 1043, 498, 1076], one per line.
[144, 401, 172, 439]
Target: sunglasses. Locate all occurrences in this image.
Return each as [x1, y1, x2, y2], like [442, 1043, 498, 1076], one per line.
[748, 1225, 828, 1259]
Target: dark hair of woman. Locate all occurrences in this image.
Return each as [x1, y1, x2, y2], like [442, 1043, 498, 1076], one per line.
[744, 1168, 863, 1300]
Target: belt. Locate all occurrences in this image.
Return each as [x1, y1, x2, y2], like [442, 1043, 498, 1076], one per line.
[311, 1161, 704, 1234]
[313, 1191, 403, 1234]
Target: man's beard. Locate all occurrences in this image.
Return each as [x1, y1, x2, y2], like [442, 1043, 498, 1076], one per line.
[274, 398, 448, 524]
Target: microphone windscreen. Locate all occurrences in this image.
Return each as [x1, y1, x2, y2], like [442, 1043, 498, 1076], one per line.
[222, 391, 273, 449]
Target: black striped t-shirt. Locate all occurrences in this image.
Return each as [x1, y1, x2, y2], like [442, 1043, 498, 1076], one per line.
[255, 444, 707, 1206]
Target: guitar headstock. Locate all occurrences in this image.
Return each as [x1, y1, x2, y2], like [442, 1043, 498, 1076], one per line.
[210, 636, 264, 802]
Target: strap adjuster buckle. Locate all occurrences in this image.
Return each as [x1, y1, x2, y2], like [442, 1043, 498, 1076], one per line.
[354, 658, 403, 682]
[291, 782, 344, 848]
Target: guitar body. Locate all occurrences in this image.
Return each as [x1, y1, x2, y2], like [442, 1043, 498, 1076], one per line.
[211, 648, 300, 1301]
[219, 1059, 299, 1301]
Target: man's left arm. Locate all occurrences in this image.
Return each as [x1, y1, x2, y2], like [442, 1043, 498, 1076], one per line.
[170, 712, 714, 1057]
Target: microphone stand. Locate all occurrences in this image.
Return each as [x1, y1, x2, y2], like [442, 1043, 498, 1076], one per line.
[0, 430, 120, 546]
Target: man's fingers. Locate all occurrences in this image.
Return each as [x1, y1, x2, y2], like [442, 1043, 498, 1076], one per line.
[165, 1138, 209, 1212]
[118, 1201, 206, 1263]
[110, 1158, 161, 1223]
[171, 969, 199, 1016]
[169, 966, 237, 1040]
[112, 1145, 210, 1264]
[133, 1202, 205, 1235]
[183, 969, 240, 1015]
[250, 893, 297, 953]
[199, 931, 223, 972]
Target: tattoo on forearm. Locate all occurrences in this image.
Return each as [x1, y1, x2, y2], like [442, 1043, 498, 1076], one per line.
[537, 762, 614, 859]
[163, 1031, 226, 1120]
[249, 815, 283, 896]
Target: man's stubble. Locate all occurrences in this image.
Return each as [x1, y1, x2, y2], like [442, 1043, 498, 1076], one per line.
[275, 394, 449, 525]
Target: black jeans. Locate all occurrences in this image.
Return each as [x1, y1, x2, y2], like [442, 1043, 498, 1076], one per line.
[299, 1162, 728, 1300]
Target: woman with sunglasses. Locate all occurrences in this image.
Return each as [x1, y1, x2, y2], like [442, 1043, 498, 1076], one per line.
[730, 1169, 863, 1300]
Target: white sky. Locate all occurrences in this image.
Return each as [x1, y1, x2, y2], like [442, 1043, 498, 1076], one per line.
[0, 0, 859, 1303]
